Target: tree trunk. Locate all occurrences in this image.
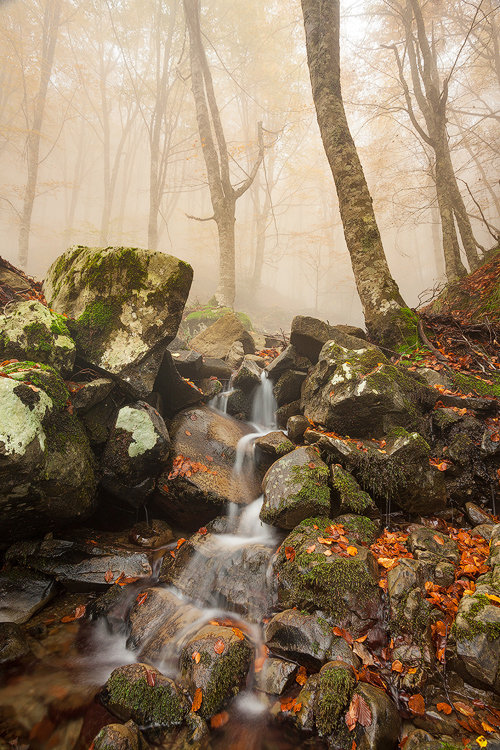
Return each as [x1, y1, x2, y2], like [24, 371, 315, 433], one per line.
[18, 0, 62, 269]
[301, 0, 408, 346]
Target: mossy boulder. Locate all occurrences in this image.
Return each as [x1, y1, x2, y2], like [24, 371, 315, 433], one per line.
[260, 446, 331, 529]
[301, 342, 437, 439]
[185, 305, 251, 335]
[101, 401, 170, 507]
[330, 465, 378, 517]
[313, 661, 356, 738]
[0, 299, 75, 378]
[0, 361, 97, 544]
[179, 624, 253, 719]
[43, 246, 193, 397]
[100, 663, 189, 741]
[91, 720, 149, 750]
[272, 517, 381, 635]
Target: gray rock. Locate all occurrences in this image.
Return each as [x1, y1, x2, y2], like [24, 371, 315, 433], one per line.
[101, 400, 170, 507]
[273, 370, 306, 407]
[0, 361, 97, 544]
[179, 624, 253, 719]
[154, 351, 203, 417]
[415, 366, 454, 390]
[255, 658, 297, 695]
[350, 682, 402, 750]
[286, 415, 310, 442]
[254, 430, 294, 473]
[276, 399, 302, 427]
[0, 567, 58, 623]
[43, 246, 193, 398]
[196, 358, 232, 381]
[264, 610, 336, 668]
[67, 377, 115, 414]
[197, 378, 222, 400]
[231, 359, 262, 393]
[474, 523, 495, 541]
[466, 501, 494, 526]
[225, 340, 245, 370]
[81, 393, 124, 445]
[225, 388, 251, 421]
[92, 720, 149, 750]
[138, 601, 206, 671]
[189, 312, 254, 360]
[265, 344, 312, 380]
[128, 519, 174, 548]
[407, 526, 459, 564]
[290, 674, 319, 731]
[301, 342, 436, 439]
[127, 588, 186, 652]
[0, 623, 31, 667]
[155, 406, 261, 528]
[169, 350, 203, 379]
[0, 299, 76, 378]
[290, 316, 336, 364]
[260, 446, 331, 529]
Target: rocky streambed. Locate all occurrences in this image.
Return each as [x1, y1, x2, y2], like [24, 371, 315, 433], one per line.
[2, 247, 500, 750]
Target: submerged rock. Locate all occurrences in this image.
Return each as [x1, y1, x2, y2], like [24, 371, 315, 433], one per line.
[43, 246, 193, 398]
[0, 361, 97, 544]
[155, 406, 261, 527]
[0, 567, 58, 623]
[260, 446, 331, 529]
[0, 623, 31, 667]
[92, 720, 149, 750]
[0, 299, 76, 378]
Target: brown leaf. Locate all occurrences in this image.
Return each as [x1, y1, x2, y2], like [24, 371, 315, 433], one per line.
[346, 693, 372, 731]
[192, 688, 203, 712]
[214, 638, 225, 654]
[136, 592, 148, 606]
[296, 666, 307, 685]
[185, 430, 191, 436]
[285, 546, 296, 562]
[192, 651, 201, 663]
[210, 711, 229, 728]
[437, 702, 452, 715]
[104, 569, 114, 583]
[433, 534, 445, 545]
[391, 660, 403, 673]
[74, 604, 86, 619]
[306, 544, 316, 553]
[408, 694, 425, 716]
[453, 701, 475, 717]
[145, 669, 156, 687]
[231, 627, 244, 640]
[198, 527, 208, 535]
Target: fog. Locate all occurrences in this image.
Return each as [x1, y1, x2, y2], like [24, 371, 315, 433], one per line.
[1, 0, 498, 329]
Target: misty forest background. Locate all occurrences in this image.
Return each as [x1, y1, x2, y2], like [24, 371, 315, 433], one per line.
[0, 0, 498, 330]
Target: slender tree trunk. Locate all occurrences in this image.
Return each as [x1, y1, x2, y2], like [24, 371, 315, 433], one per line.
[301, 0, 407, 346]
[18, 0, 62, 269]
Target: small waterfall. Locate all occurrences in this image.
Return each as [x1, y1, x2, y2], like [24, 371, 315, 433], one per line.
[251, 371, 277, 430]
[209, 383, 234, 414]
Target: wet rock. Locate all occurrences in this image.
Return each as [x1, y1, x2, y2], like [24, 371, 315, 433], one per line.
[291, 674, 319, 731]
[101, 401, 170, 506]
[0, 623, 31, 667]
[286, 415, 310, 443]
[153, 351, 204, 417]
[92, 720, 149, 750]
[196, 357, 232, 381]
[465, 501, 494, 526]
[403, 728, 443, 750]
[127, 588, 186, 652]
[0, 299, 76, 378]
[474, 523, 495, 541]
[333, 514, 379, 546]
[313, 661, 356, 737]
[254, 431, 294, 473]
[439, 392, 499, 413]
[0, 567, 58, 623]
[275, 399, 302, 428]
[197, 378, 222, 400]
[407, 526, 459, 564]
[231, 359, 262, 393]
[225, 341, 245, 370]
[482, 426, 500, 456]
[67, 378, 115, 414]
[155, 406, 261, 528]
[169, 350, 203, 380]
[255, 657, 297, 695]
[158, 713, 212, 750]
[138, 600, 206, 671]
[301, 342, 436, 439]
[265, 344, 312, 380]
[86, 582, 133, 632]
[264, 610, 336, 668]
[260, 446, 331, 529]
[6, 536, 152, 591]
[81, 393, 124, 445]
[272, 517, 381, 636]
[44, 246, 193, 398]
[348, 682, 402, 750]
[225, 388, 251, 421]
[273, 370, 306, 407]
[128, 519, 174, 548]
[100, 663, 189, 741]
[160, 531, 273, 620]
[330, 466, 378, 517]
[414, 367, 454, 390]
[0, 361, 97, 544]
[179, 624, 253, 719]
[189, 312, 255, 360]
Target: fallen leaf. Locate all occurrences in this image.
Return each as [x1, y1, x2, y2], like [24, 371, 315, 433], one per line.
[433, 535, 445, 545]
[347, 546, 358, 556]
[408, 694, 425, 715]
[476, 737, 488, 748]
[485, 593, 500, 605]
[136, 592, 148, 605]
[214, 638, 225, 654]
[192, 688, 203, 712]
[437, 702, 453, 715]
[192, 651, 201, 663]
[324, 549, 332, 556]
[199, 527, 208, 535]
[391, 660, 403, 673]
[285, 546, 296, 562]
[176, 538, 186, 549]
[185, 430, 191, 436]
[306, 544, 316, 553]
[454, 701, 475, 717]
[346, 693, 372, 731]
[296, 666, 307, 685]
[210, 712, 229, 728]
[145, 669, 156, 686]
[104, 569, 114, 583]
[231, 627, 244, 640]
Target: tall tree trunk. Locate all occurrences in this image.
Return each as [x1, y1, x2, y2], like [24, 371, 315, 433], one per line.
[18, 0, 62, 269]
[301, 0, 408, 346]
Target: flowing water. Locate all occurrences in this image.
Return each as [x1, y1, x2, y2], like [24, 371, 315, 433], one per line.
[0, 371, 305, 749]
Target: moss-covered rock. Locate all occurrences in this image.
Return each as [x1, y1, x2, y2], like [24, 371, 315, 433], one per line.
[185, 305, 252, 335]
[91, 720, 149, 750]
[0, 300, 75, 378]
[301, 342, 437, 439]
[330, 465, 378, 517]
[0, 361, 97, 544]
[179, 624, 253, 719]
[260, 446, 331, 529]
[313, 661, 356, 737]
[100, 663, 189, 741]
[272, 517, 381, 634]
[43, 246, 193, 397]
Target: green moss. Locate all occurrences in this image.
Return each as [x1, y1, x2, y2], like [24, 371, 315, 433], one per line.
[200, 639, 253, 719]
[79, 247, 147, 295]
[185, 305, 252, 331]
[452, 594, 500, 641]
[340, 515, 378, 546]
[106, 670, 186, 728]
[389, 588, 431, 643]
[23, 322, 52, 353]
[49, 312, 70, 338]
[331, 466, 375, 515]
[276, 440, 295, 456]
[393, 307, 419, 354]
[452, 371, 500, 399]
[315, 665, 355, 736]
[285, 464, 330, 511]
[68, 299, 121, 360]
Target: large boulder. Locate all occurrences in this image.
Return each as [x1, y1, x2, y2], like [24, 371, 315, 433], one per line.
[189, 311, 255, 359]
[43, 246, 193, 397]
[0, 299, 76, 378]
[0, 567, 58, 623]
[0, 361, 97, 544]
[301, 342, 437, 439]
[154, 406, 261, 527]
[290, 316, 369, 364]
[260, 446, 331, 529]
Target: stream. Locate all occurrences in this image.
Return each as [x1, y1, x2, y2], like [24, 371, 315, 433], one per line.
[0, 375, 313, 750]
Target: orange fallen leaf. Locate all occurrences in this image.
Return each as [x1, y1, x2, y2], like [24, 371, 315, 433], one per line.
[391, 660, 403, 673]
[453, 701, 475, 717]
[199, 527, 208, 535]
[324, 549, 332, 556]
[185, 430, 191, 436]
[104, 569, 114, 583]
[231, 627, 244, 640]
[306, 544, 316, 553]
[176, 538, 186, 549]
[408, 694, 425, 715]
[433, 535, 445, 545]
[192, 688, 203, 712]
[214, 638, 225, 654]
[347, 546, 358, 556]
[437, 702, 453, 715]
[192, 651, 201, 663]
[145, 669, 156, 687]
[285, 546, 296, 562]
[296, 666, 307, 685]
[136, 592, 148, 605]
[293, 702, 302, 713]
[210, 711, 229, 728]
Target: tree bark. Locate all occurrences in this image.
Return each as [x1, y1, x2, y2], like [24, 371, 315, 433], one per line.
[301, 0, 408, 345]
[18, 0, 62, 269]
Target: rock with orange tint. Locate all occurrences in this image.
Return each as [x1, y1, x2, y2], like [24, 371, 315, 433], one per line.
[92, 720, 149, 750]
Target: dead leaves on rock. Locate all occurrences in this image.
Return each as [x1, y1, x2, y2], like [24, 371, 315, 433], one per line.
[167, 454, 217, 480]
[191, 688, 203, 712]
[60, 604, 86, 623]
[345, 693, 372, 731]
